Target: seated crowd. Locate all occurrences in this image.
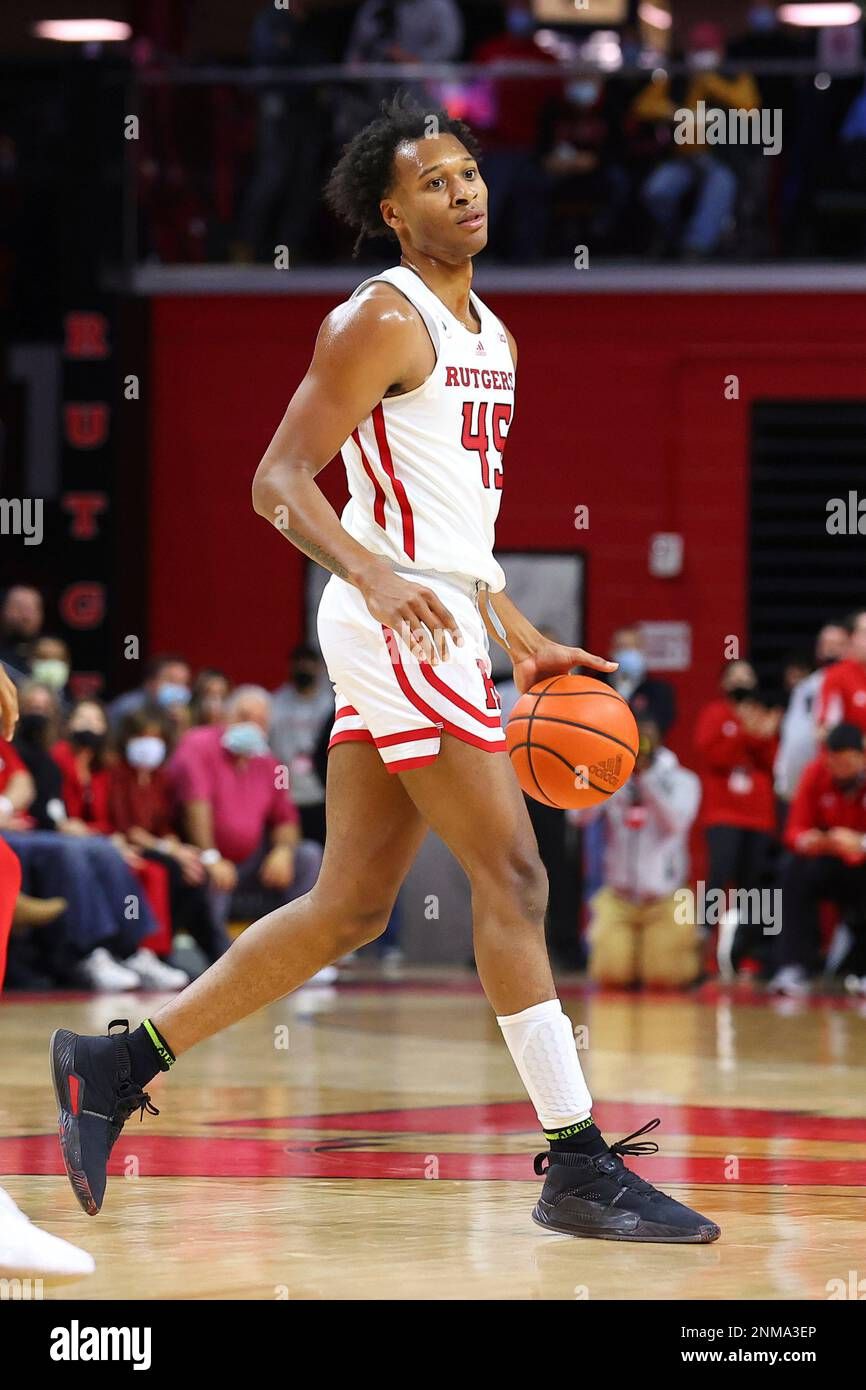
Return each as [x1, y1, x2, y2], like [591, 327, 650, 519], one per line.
[3, 583, 866, 998]
[581, 610, 866, 997]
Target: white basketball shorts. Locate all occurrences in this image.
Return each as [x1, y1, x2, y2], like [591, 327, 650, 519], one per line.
[317, 567, 507, 773]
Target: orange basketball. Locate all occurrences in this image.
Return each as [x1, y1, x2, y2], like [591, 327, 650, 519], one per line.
[505, 674, 639, 810]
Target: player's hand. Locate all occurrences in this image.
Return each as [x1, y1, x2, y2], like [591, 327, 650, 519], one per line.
[358, 564, 463, 664]
[0, 664, 19, 740]
[512, 640, 617, 696]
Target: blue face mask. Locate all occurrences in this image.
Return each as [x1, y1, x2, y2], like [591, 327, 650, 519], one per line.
[221, 722, 270, 758]
[613, 649, 647, 683]
[156, 682, 190, 708]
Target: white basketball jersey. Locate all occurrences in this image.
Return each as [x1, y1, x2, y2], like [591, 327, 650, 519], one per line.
[338, 264, 515, 592]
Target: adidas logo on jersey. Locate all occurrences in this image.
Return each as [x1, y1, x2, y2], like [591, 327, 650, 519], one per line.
[589, 754, 622, 787]
[476, 339, 486, 355]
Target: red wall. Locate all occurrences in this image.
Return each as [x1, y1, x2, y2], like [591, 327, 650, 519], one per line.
[149, 291, 866, 760]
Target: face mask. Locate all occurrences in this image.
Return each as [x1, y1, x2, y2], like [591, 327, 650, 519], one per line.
[70, 729, 105, 752]
[221, 722, 270, 758]
[614, 649, 647, 683]
[126, 735, 166, 770]
[156, 682, 190, 708]
[818, 656, 840, 669]
[294, 670, 316, 692]
[18, 712, 49, 743]
[727, 685, 755, 704]
[566, 81, 601, 108]
[31, 659, 69, 691]
[834, 773, 864, 793]
[506, 9, 534, 37]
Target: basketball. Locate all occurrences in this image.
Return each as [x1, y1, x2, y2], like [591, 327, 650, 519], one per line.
[506, 674, 639, 810]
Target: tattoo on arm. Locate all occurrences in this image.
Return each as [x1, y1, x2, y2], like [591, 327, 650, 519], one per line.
[281, 524, 349, 580]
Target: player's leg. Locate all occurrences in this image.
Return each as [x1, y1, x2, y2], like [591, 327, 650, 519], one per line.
[396, 733, 720, 1243]
[49, 741, 428, 1214]
[149, 740, 427, 1053]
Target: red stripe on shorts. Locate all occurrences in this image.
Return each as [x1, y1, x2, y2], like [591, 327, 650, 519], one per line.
[382, 626, 507, 753]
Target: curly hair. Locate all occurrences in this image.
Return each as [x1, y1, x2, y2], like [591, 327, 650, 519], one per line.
[324, 91, 482, 257]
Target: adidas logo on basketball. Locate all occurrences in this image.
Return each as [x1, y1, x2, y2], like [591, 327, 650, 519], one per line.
[589, 754, 622, 787]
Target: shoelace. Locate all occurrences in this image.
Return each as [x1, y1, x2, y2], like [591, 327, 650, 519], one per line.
[533, 1117, 662, 1178]
[608, 1117, 661, 1160]
[114, 1081, 160, 1126]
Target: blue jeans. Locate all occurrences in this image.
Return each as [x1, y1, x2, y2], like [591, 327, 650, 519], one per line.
[643, 155, 737, 254]
[210, 838, 323, 933]
[1, 830, 154, 968]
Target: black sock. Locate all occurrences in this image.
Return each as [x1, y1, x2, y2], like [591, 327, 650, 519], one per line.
[543, 1117, 609, 1158]
[127, 1019, 176, 1088]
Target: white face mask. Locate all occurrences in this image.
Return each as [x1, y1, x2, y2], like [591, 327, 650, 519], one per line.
[126, 735, 166, 770]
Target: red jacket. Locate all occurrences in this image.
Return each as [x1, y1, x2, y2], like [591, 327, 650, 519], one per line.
[694, 698, 777, 831]
[785, 755, 866, 856]
[51, 740, 113, 833]
[816, 658, 866, 733]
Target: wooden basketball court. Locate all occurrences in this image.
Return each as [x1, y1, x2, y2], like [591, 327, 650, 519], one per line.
[2, 971, 865, 1300]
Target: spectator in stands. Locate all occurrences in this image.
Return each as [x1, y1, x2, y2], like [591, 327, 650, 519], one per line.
[0, 586, 43, 681]
[191, 668, 231, 727]
[694, 660, 781, 976]
[335, 0, 464, 149]
[28, 634, 71, 707]
[817, 608, 866, 736]
[12, 680, 66, 829]
[540, 75, 630, 255]
[633, 22, 760, 257]
[235, 0, 332, 265]
[771, 723, 866, 995]
[270, 644, 333, 846]
[168, 685, 325, 958]
[580, 719, 702, 988]
[609, 624, 676, 736]
[1, 717, 158, 990]
[775, 623, 847, 802]
[109, 707, 224, 967]
[472, 1, 559, 263]
[108, 653, 192, 730]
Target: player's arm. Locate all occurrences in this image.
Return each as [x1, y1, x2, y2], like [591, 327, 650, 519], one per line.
[478, 590, 616, 695]
[252, 288, 463, 665]
[477, 323, 615, 695]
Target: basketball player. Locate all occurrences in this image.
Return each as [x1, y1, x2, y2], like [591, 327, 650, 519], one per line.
[0, 662, 94, 1276]
[50, 98, 719, 1243]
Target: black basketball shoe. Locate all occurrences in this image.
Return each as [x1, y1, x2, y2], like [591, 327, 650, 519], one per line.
[50, 1019, 159, 1216]
[531, 1119, 721, 1243]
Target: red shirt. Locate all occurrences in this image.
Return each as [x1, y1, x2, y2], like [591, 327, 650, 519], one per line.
[0, 738, 26, 794]
[473, 35, 560, 149]
[785, 755, 866, 854]
[109, 762, 175, 838]
[693, 699, 777, 831]
[51, 740, 113, 833]
[816, 658, 866, 734]
[168, 724, 299, 864]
